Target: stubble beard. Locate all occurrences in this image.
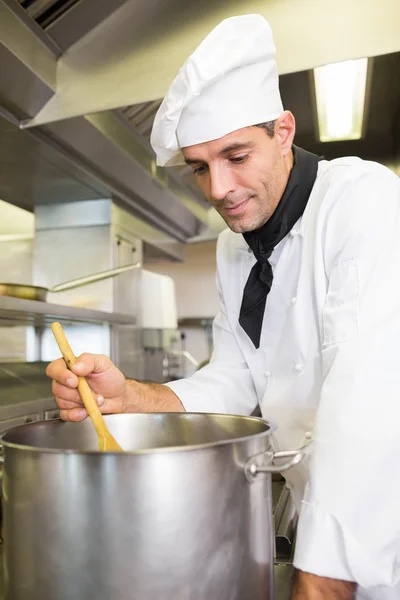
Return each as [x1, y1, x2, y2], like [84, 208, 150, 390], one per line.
[219, 195, 274, 234]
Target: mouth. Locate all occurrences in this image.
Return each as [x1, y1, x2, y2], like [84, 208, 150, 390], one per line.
[224, 198, 250, 216]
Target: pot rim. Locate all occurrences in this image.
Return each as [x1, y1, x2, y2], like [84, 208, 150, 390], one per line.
[0, 412, 276, 456]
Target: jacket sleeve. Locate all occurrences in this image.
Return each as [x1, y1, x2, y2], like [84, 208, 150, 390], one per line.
[165, 262, 258, 415]
[294, 165, 400, 588]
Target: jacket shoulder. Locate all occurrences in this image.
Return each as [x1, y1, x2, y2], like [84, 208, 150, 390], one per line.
[309, 157, 399, 228]
[317, 156, 398, 188]
[311, 157, 400, 270]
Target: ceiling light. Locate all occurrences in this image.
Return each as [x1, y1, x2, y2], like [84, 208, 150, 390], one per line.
[314, 58, 368, 142]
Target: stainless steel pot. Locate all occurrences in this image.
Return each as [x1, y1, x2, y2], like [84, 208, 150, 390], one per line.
[0, 413, 308, 600]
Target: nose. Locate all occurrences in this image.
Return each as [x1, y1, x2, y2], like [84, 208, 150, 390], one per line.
[209, 164, 235, 202]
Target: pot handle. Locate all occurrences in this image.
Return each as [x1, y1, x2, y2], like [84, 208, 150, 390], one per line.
[244, 443, 313, 481]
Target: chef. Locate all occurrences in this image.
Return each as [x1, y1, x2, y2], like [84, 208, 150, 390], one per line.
[47, 14, 400, 600]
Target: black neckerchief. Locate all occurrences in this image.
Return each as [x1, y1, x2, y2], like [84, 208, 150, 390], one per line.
[238, 145, 319, 348]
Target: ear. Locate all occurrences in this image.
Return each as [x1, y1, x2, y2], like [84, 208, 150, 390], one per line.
[275, 111, 296, 157]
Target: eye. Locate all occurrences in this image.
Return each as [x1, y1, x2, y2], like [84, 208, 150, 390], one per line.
[229, 155, 248, 164]
[193, 164, 208, 175]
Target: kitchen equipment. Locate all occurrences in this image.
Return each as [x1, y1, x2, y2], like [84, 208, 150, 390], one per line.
[51, 322, 122, 451]
[0, 413, 308, 600]
[0, 263, 140, 301]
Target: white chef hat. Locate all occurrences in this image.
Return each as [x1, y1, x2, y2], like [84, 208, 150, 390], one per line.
[150, 14, 283, 167]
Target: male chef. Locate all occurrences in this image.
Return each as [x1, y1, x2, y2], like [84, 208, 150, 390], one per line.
[47, 14, 400, 600]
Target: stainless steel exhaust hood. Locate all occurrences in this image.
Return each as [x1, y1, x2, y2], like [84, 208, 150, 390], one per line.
[15, 0, 400, 129]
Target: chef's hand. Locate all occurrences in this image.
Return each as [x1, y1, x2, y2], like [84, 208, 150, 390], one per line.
[46, 353, 184, 421]
[47, 354, 126, 421]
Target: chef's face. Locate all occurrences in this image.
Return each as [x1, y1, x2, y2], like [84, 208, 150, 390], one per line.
[182, 111, 296, 233]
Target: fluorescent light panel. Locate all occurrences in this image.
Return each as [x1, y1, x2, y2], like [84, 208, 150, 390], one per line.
[314, 58, 368, 142]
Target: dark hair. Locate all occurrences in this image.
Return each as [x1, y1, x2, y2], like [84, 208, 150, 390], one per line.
[255, 120, 276, 138]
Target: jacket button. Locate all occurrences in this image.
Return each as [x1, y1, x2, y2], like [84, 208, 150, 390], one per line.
[291, 296, 297, 305]
[265, 370, 272, 377]
[294, 363, 303, 372]
[290, 228, 300, 237]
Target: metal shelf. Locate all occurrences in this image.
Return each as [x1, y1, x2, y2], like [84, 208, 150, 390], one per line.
[0, 296, 136, 326]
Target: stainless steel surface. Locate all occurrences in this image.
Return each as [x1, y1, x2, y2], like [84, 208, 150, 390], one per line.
[143, 328, 179, 350]
[0, 263, 141, 301]
[33, 200, 142, 310]
[35, 198, 184, 263]
[35, 198, 112, 229]
[119, 102, 210, 212]
[0, 0, 58, 89]
[44, 0, 129, 51]
[143, 330, 186, 383]
[246, 446, 310, 477]
[32, 199, 144, 376]
[1, 413, 276, 600]
[0, 41, 54, 120]
[0, 0, 56, 125]
[16, 0, 80, 25]
[111, 203, 185, 262]
[0, 362, 56, 419]
[274, 564, 294, 600]
[87, 112, 208, 226]
[272, 481, 296, 598]
[17, 0, 400, 128]
[0, 214, 142, 369]
[0, 112, 110, 211]
[275, 487, 298, 560]
[111, 324, 144, 381]
[0, 545, 294, 600]
[50, 262, 140, 292]
[274, 485, 290, 531]
[43, 114, 202, 240]
[0, 296, 136, 326]
[0, 105, 204, 250]
[0, 202, 145, 374]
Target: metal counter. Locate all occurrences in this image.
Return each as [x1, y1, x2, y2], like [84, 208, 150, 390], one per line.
[0, 362, 58, 426]
[0, 296, 136, 327]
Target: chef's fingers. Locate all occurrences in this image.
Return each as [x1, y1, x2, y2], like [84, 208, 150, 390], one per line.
[56, 398, 83, 410]
[56, 393, 104, 409]
[52, 381, 82, 403]
[70, 353, 114, 377]
[58, 395, 107, 422]
[59, 407, 88, 422]
[46, 358, 78, 388]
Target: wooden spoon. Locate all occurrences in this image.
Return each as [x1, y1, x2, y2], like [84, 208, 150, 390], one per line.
[51, 322, 123, 452]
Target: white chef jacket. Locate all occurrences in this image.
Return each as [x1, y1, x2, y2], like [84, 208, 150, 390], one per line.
[166, 156, 400, 598]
